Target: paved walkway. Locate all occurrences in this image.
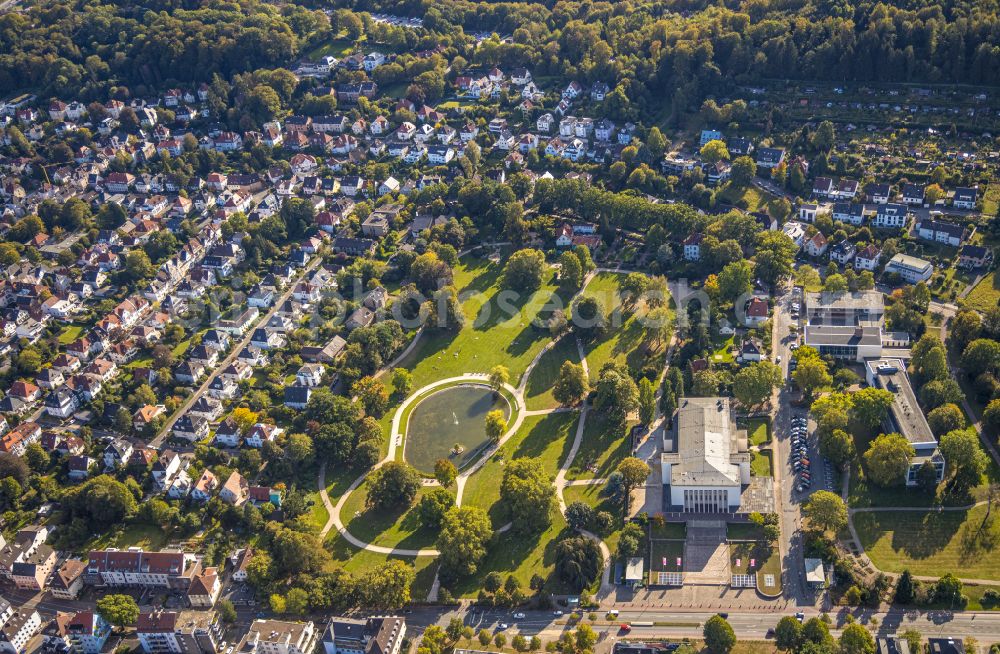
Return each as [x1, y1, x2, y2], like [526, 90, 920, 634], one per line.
[320, 374, 523, 556]
[841, 467, 1000, 585]
[316, 267, 662, 602]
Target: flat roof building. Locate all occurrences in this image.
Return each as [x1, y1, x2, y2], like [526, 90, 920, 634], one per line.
[661, 397, 750, 513]
[804, 325, 883, 362]
[137, 610, 223, 654]
[885, 253, 934, 283]
[804, 291, 884, 326]
[865, 358, 945, 486]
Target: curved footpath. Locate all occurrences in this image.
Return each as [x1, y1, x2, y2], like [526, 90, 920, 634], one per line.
[840, 469, 1000, 585]
[316, 267, 657, 601]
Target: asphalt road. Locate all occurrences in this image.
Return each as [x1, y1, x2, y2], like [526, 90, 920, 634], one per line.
[385, 606, 1000, 642]
[148, 255, 321, 448]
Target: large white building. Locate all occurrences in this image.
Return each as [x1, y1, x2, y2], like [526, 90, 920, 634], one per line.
[864, 359, 945, 486]
[885, 253, 934, 283]
[661, 397, 750, 513]
[803, 291, 884, 362]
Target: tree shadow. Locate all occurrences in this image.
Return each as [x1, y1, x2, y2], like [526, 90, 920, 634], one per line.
[513, 412, 578, 470]
[524, 337, 579, 407]
[875, 509, 965, 560]
[450, 523, 547, 596]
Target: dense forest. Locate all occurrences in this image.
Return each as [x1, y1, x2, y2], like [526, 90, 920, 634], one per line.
[3, 0, 1000, 112]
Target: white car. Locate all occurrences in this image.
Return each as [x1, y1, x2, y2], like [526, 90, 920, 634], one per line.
[513, 613, 526, 619]
[553, 610, 564, 616]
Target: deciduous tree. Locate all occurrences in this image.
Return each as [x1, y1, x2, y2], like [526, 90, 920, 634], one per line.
[864, 433, 915, 487]
[803, 490, 848, 533]
[437, 506, 493, 578]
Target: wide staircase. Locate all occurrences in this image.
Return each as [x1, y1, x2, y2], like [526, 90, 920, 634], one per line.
[682, 520, 730, 585]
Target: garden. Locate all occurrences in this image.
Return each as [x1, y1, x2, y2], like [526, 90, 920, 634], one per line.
[317, 250, 670, 601]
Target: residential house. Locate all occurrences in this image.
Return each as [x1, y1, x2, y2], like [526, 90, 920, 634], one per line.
[953, 187, 978, 210]
[245, 423, 282, 449]
[832, 202, 865, 225]
[805, 232, 828, 257]
[854, 245, 881, 272]
[103, 439, 133, 469]
[192, 470, 219, 502]
[219, 472, 249, 506]
[284, 386, 312, 409]
[901, 183, 925, 206]
[756, 147, 785, 169]
[50, 560, 87, 600]
[173, 414, 210, 442]
[57, 611, 112, 654]
[958, 245, 993, 270]
[187, 568, 221, 608]
[683, 234, 703, 261]
[829, 240, 857, 265]
[873, 203, 908, 229]
[320, 617, 406, 654]
[867, 183, 892, 204]
[916, 219, 968, 247]
[11, 545, 56, 590]
[85, 548, 201, 588]
[214, 418, 242, 449]
[744, 297, 769, 327]
[236, 620, 317, 654]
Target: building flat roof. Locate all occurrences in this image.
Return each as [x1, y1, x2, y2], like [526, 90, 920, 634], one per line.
[664, 397, 747, 487]
[865, 358, 937, 450]
[805, 290, 884, 315]
[804, 325, 882, 347]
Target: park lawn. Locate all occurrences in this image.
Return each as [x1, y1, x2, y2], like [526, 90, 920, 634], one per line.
[854, 504, 1000, 580]
[964, 271, 1000, 312]
[580, 272, 655, 375]
[124, 356, 154, 370]
[57, 323, 86, 344]
[396, 253, 565, 390]
[326, 533, 438, 600]
[743, 418, 771, 446]
[649, 538, 684, 576]
[751, 450, 773, 477]
[524, 336, 582, 411]
[562, 483, 623, 554]
[171, 328, 206, 357]
[307, 488, 329, 533]
[960, 584, 1000, 611]
[449, 506, 579, 598]
[462, 412, 577, 526]
[340, 483, 442, 551]
[566, 412, 632, 481]
[717, 183, 774, 213]
[849, 452, 1000, 509]
[929, 266, 972, 301]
